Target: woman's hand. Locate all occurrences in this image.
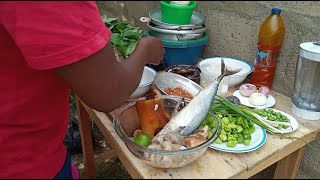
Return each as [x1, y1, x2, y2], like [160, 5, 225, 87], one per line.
[136, 37, 165, 65]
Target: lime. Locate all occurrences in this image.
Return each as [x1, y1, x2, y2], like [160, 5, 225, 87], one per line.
[134, 134, 151, 147]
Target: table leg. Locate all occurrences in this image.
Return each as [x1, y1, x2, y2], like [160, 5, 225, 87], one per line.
[273, 147, 306, 179]
[76, 98, 97, 179]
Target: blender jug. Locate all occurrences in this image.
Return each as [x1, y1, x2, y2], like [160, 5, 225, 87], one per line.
[292, 42, 320, 120]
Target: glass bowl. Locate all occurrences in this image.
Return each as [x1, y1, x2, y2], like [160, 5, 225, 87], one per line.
[113, 95, 221, 169]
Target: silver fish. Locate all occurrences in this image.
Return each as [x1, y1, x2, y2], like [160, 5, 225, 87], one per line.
[152, 59, 241, 143]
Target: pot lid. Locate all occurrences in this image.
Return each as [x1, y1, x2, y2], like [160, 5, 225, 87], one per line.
[299, 42, 320, 62]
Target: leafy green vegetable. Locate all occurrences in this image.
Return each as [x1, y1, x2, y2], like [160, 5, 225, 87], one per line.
[101, 15, 142, 58]
[102, 15, 118, 25]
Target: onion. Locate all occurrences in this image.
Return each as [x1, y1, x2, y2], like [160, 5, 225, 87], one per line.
[249, 92, 267, 106]
[258, 86, 270, 97]
[239, 83, 257, 97]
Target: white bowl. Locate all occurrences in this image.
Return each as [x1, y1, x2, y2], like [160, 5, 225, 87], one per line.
[129, 66, 157, 99]
[197, 57, 253, 87]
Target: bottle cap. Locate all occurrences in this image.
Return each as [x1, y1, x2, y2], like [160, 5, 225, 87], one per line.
[271, 8, 281, 14]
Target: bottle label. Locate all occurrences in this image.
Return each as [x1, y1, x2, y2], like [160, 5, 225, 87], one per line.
[254, 47, 281, 68]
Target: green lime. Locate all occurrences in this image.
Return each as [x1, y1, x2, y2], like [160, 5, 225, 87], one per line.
[134, 134, 151, 147]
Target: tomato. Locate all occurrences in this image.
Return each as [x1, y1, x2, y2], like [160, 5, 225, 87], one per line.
[134, 134, 151, 147]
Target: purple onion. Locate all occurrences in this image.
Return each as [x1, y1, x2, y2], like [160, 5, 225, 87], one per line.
[239, 83, 257, 97]
[258, 86, 270, 97]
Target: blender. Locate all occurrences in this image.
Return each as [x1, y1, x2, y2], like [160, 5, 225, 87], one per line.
[292, 42, 320, 120]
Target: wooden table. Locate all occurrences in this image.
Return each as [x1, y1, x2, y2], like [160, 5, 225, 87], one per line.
[77, 90, 320, 179]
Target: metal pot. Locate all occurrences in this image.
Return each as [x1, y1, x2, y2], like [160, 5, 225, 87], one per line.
[140, 8, 205, 31]
[147, 22, 207, 41]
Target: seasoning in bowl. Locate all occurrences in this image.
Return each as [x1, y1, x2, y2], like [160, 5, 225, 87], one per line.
[164, 87, 194, 99]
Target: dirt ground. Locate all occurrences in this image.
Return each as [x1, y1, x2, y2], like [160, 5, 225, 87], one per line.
[71, 123, 132, 179]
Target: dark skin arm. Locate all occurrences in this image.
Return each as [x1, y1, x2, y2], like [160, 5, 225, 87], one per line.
[53, 37, 164, 113]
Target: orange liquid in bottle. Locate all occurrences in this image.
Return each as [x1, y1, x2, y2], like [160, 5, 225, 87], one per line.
[250, 44, 281, 88]
[250, 8, 285, 89]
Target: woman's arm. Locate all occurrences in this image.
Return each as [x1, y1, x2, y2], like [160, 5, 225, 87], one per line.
[53, 37, 164, 112]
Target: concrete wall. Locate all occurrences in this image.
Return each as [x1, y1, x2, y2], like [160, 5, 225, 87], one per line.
[97, 1, 320, 178]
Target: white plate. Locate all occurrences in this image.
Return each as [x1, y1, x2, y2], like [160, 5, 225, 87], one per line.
[233, 90, 276, 109]
[262, 108, 299, 134]
[209, 124, 267, 153]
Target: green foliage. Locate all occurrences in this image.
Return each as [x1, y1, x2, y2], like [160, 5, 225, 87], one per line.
[102, 15, 142, 58]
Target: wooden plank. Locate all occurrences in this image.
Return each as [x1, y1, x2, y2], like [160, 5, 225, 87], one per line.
[231, 131, 317, 179]
[76, 98, 97, 179]
[228, 90, 320, 178]
[82, 103, 144, 179]
[232, 123, 317, 177]
[273, 147, 306, 179]
[79, 89, 320, 179]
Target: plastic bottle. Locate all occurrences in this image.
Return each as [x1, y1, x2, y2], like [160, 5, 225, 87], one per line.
[250, 8, 286, 89]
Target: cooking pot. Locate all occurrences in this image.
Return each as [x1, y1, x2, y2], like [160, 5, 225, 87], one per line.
[140, 8, 205, 31]
[147, 22, 207, 41]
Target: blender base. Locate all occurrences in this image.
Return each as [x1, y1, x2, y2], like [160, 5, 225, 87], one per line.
[292, 103, 320, 121]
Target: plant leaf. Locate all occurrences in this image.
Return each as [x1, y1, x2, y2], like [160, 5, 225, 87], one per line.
[115, 22, 129, 31]
[123, 30, 140, 40]
[110, 33, 120, 45]
[101, 15, 118, 27]
[125, 42, 137, 57]
[117, 44, 128, 58]
[102, 16, 143, 58]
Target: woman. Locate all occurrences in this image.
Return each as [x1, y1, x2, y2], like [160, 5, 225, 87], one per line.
[0, 1, 164, 178]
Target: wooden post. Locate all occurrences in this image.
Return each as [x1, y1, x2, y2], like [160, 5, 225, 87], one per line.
[273, 147, 306, 179]
[76, 97, 97, 179]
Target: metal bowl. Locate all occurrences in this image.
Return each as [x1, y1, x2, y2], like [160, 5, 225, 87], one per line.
[147, 22, 207, 35]
[148, 30, 204, 41]
[154, 71, 203, 97]
[140, 8, 205, 30]
[146, 21, 207, 41]
[113, 95, 221, 169]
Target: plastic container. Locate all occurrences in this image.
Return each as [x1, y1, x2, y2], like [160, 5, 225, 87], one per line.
[162, 34, 208, 67]
[160, 1, 196, 25]
[250, 8, 286, 89]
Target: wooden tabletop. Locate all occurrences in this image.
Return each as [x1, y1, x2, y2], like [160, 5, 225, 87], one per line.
[80, 89, 320, 179]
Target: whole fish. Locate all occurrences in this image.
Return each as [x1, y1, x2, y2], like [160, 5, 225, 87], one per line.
[152, 59, 241, 143]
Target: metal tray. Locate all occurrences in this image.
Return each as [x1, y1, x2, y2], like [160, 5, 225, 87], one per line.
[154, 72, 203, 97]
